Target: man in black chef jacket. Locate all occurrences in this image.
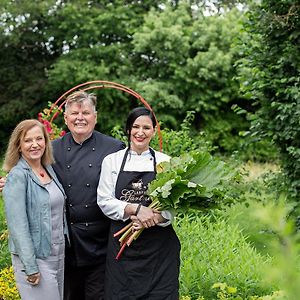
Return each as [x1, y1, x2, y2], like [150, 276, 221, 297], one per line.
[52, 91, 124, 300]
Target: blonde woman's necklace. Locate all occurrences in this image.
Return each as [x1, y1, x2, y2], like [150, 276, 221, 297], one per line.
[32, 166, 45, 178]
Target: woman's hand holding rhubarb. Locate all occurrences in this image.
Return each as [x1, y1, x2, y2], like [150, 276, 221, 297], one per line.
[130, 216, 143, 231]
[136, 205, 157, 228]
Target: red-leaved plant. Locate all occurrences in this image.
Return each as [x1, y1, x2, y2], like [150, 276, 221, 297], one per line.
[38, 102, 66, 140]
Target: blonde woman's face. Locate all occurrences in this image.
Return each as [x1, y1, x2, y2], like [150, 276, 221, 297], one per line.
[20, 126, 46, 164]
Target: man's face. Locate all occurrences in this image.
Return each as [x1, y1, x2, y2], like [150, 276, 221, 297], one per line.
[64, 100, 97, 143]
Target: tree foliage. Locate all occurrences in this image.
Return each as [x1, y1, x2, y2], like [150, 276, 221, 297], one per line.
[0, 1, 60, 146]
[237, 0, 300, 196]
[0, 0, 251, 156]
[0, 0, 162, 150]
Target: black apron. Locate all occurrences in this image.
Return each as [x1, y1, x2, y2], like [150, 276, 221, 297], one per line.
[104, 149, 181, 300]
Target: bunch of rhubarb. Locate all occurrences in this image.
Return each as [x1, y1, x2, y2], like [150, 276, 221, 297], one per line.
[114, 150, 236, 259]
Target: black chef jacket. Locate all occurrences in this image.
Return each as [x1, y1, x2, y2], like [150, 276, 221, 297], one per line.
[52, 131, 124, 266]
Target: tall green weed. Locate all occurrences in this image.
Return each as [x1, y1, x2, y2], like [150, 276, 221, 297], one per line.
[226, 194, 300, 300]
[175, 213, 275, 299]
[220, 166, 287, 256]
[218, 159, 300, 299]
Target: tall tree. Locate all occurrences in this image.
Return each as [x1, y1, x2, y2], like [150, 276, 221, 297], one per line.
[131, 2, 248, 152]
[0, 0, 250, 155]
[0, 1, 61, 148]
[0, 0, 164, 150]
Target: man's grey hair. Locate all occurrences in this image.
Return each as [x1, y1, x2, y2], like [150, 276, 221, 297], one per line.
[65, 91, 97, 112]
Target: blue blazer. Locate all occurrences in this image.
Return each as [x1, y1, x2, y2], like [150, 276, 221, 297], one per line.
[3, 157, 67, 275]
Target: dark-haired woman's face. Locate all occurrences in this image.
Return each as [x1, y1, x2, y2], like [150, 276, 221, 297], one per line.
[130, 115, 155, 154]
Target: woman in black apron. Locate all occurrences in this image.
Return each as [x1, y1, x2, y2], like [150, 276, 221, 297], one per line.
[97, 107, 181, 300]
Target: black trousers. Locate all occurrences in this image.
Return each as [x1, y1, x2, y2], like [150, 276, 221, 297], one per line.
[64, 262, 105, 300]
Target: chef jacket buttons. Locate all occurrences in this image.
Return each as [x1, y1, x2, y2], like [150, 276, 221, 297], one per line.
[85, 223, 89, 227]
[85, 205, 88, 208]
[69, 204, 73, 207]
[70, 222, 74, 225]
[86, 183, 90, 187]
[68, 184, 72, 187]
[89, 164, 92, 167]
[67, 147, 71, 151]
[67, 165, 71, 169]
[92, 147, 95, 151]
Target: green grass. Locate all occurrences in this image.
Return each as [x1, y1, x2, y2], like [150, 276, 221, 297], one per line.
[0, 158, 289, 299]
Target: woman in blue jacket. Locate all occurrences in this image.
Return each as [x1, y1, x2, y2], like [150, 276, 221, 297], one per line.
[3, 119, 67, 300]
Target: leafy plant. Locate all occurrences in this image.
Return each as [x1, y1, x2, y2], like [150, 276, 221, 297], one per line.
[114, 150, 236, 259]
[0, 266, 20, 300]
[175, 213, 275, 299]
[236, 0, 300, 197]
[38, 102, 66, 140]
[153, 111, 215, 157]
[251, 195, 300, 300]
[148, 151, 236, 211]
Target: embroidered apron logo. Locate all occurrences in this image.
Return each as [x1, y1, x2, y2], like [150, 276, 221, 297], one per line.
[120, 179, 151, 203]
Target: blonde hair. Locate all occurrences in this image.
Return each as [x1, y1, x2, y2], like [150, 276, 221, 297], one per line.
[65, 90, 97, 112]
[3, 119, 54, 172]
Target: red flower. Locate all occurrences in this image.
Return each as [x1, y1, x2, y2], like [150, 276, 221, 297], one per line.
[38, 102, 65, 140]
[43, 120, 53, 133]
[38, 113, 43, 122]
[59, 130, 66, 137]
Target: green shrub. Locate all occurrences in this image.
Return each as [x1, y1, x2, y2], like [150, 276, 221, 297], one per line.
[220, 163, 288, 256]
[155, 111, 214, 157]
[237, 0, 300, 197]
[0, 266, 19, 300]
[220, 174, 279, 255]
[175, 213, 275, 299]
[221, 201, 277, 256]
[218, 162, 300, 300]
[229, 194, 300, 300]
[180, 283, 285, 300]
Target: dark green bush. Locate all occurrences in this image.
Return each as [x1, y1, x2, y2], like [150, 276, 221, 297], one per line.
[237, 0, 300, 197]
